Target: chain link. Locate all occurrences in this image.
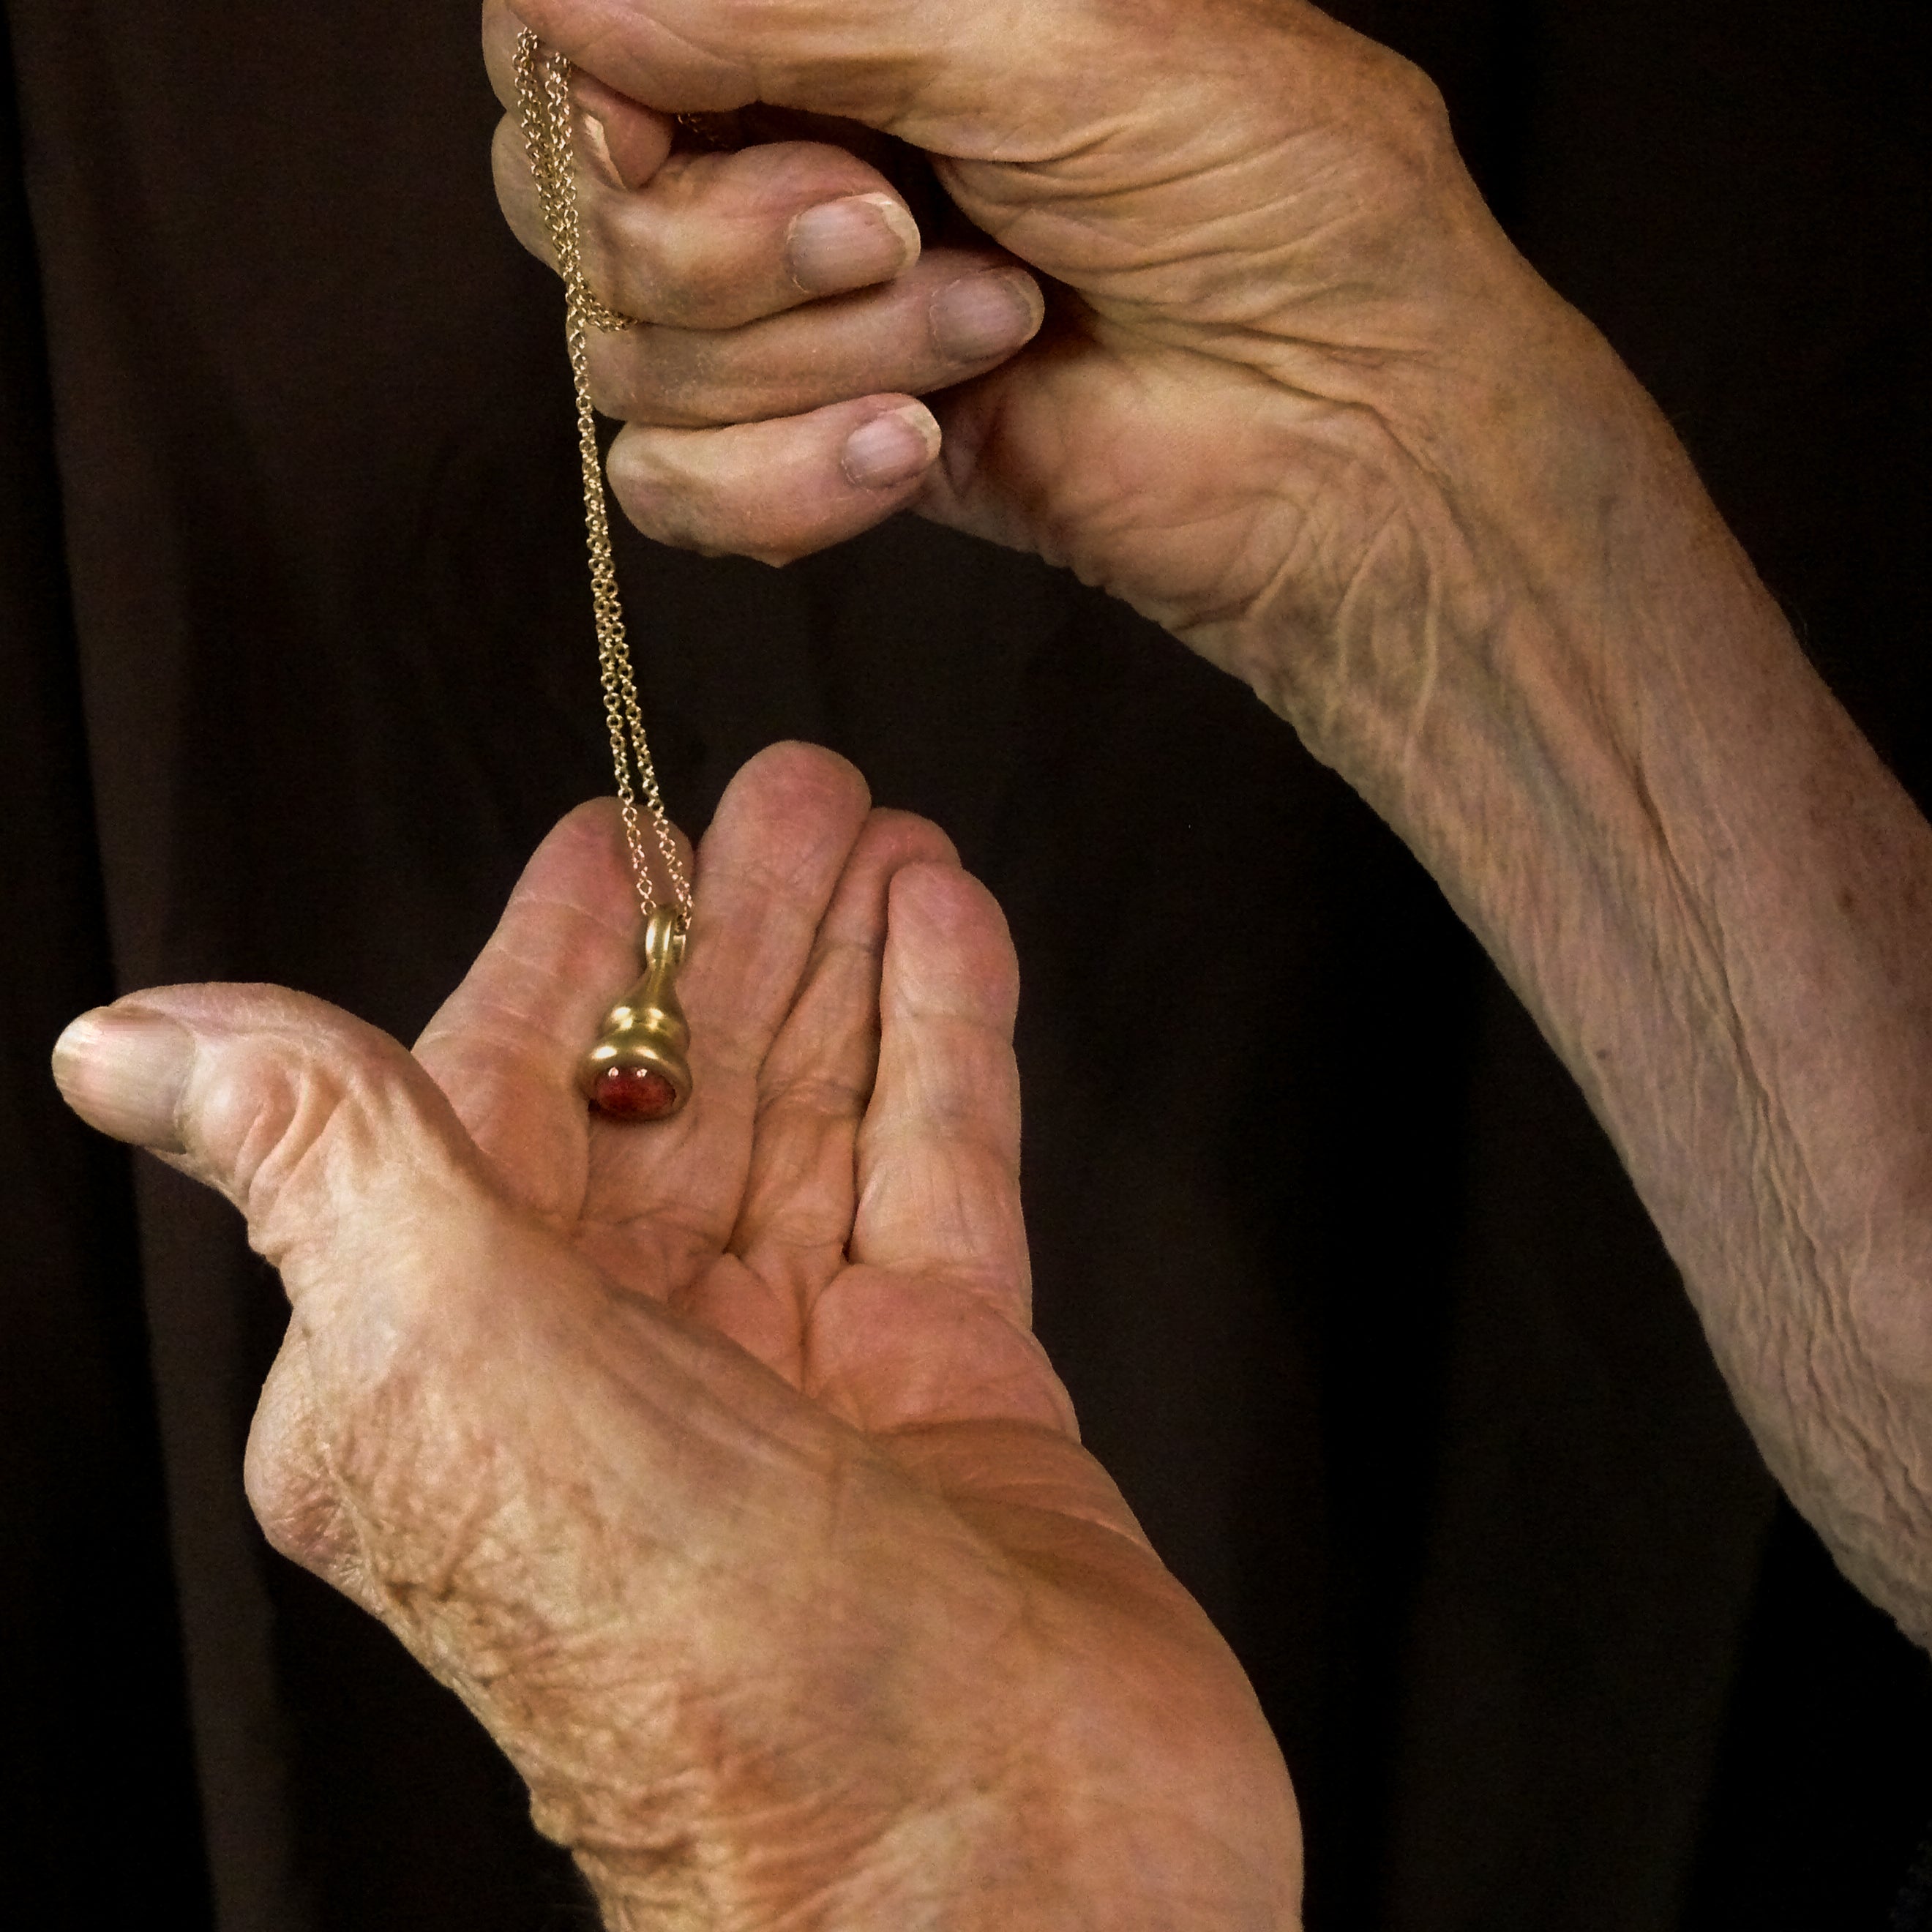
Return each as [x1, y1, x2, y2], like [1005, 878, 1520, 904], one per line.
[514, 29, 692, 928]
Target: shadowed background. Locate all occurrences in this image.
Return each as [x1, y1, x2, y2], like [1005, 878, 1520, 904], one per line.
[2, 0, 1928, 1925]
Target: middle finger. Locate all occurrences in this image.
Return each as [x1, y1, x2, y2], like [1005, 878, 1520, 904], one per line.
[584, 247, 1045, 428]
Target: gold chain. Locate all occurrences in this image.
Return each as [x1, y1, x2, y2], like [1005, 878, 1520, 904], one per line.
[513, 29, 691, 927]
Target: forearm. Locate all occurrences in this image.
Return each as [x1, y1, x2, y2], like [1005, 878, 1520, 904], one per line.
[1261, 307, 1932, 1640]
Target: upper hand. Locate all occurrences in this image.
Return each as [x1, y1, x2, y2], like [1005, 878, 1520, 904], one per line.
[483, 0, 1593, 700]
[53, 743, 1303, 1930]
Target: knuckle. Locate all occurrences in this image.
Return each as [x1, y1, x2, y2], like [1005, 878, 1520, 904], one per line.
[607, 427, 752, 551]
[604, 201, 785, 332]
[579, 223, 660, 323]
[489, 110, 530, 187]
[490, 120, 552, 259]
[244, 1433, 341, 1570]
[584, 329, 724, 427]
[244, 1360, 347, 1572]
[192, 1024, 405, 1257]
[645, 273, 766, 334]
[606, 421, 863, 562]
[1368, 46, 1456, 166]
[596, 202, 739, 329]
[583, 331, 648, 417]
[633, 226, 714, 326]
[605, 432, 695, 542]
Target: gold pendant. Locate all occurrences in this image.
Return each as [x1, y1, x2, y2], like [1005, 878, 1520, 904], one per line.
[580, 906, 692, 1120]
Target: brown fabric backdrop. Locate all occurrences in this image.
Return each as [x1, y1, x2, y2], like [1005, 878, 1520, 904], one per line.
[3, 0, 1928, 1926]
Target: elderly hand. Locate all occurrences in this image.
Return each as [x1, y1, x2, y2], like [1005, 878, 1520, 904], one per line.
[482, 0, 1584, 700]
[52, 744, 1303, 1931]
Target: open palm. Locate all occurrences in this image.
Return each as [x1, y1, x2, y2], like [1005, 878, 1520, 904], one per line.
[57, 743, 1301, 1929]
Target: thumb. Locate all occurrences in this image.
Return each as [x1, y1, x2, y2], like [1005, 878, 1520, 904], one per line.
[49, 984, 565, 1618]
[514, 0, 1142, 152]
[50, 984, 495, 1335]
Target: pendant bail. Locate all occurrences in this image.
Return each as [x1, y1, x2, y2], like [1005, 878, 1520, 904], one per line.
[580, 906, 692, 1120]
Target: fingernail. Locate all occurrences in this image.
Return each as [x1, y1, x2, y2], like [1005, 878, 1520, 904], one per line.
[787, 192, 920, 295]
[51, 1007, 195, 1152]
[577, 110, 626, 190]
[930, 270, 1044, 364]
[841, 402, 941, 491]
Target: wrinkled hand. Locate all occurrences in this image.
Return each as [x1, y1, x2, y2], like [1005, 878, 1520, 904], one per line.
[484, 0, 1589, 695]
[53, 744, 1301, 1931]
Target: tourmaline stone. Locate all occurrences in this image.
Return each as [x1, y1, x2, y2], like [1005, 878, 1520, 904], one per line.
[592, 1064, 679, 1121]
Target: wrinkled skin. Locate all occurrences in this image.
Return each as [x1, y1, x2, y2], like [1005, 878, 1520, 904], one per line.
[483, 0, 1571, 697]
[53, 744, 1303, 1930]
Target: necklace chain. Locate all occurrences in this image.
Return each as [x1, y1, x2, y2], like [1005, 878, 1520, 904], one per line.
[514, 30, 691, 927]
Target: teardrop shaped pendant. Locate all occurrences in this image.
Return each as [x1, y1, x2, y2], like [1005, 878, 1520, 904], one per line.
[581, 906, 692, 1120]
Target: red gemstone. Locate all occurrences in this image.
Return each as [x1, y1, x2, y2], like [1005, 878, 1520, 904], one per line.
[592, 1065, 679, 1121]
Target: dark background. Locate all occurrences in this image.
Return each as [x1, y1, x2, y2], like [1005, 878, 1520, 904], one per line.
[2, 0, 1927, 1925]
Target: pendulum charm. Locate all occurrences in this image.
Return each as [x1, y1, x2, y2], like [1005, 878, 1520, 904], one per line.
[517, 29, 698, 1123]
[580, 907, 692, 1120]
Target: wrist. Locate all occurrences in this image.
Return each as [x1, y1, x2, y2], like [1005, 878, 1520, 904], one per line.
[1221, 275, 1757, 847]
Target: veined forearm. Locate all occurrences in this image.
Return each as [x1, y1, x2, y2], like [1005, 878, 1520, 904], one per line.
[1268, 323, 1932, 1641]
